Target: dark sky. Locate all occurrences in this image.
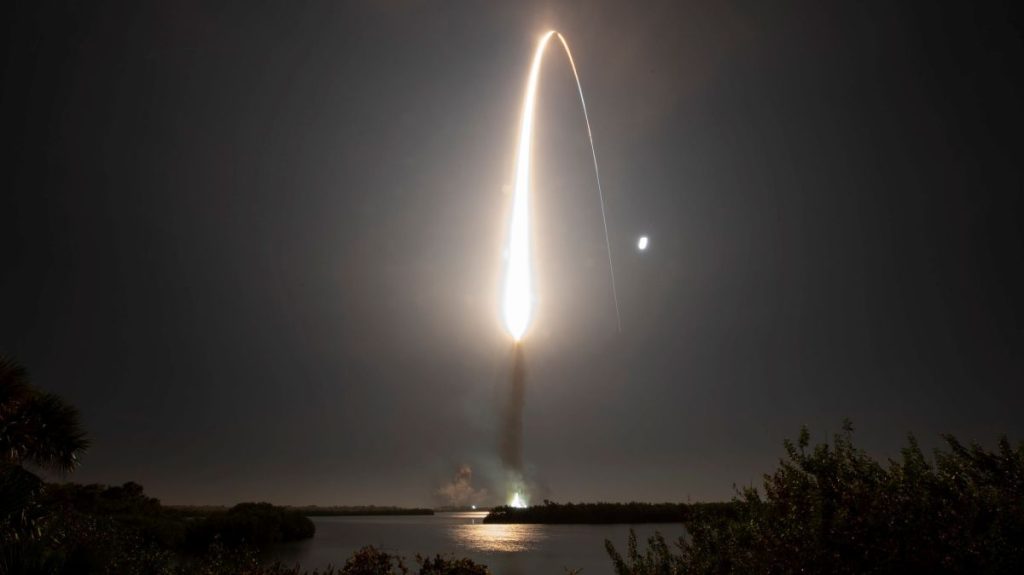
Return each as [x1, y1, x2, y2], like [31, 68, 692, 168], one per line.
[3, 1, 1022, 506]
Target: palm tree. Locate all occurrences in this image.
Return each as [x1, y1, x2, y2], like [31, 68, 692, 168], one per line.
[0, 354, 89, 542]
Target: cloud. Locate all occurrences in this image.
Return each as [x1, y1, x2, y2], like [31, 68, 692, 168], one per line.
[436, 464, 488, 507]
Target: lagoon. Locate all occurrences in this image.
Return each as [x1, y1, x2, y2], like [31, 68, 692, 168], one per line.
[272, 512, 686, 575]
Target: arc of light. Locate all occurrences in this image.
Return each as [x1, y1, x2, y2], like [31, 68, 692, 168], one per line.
[503, 30, 621, 342]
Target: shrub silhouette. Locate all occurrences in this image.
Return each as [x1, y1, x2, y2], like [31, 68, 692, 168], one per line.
[606, 420, 1024, 574]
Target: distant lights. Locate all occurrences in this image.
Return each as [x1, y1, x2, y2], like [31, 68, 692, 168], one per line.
[637, 235, 649, 251]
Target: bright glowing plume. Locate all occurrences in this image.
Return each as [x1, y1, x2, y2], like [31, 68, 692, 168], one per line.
[509, 492, 527, 508]
[502, 32, 549, 342]
[502, 31, 621, 341]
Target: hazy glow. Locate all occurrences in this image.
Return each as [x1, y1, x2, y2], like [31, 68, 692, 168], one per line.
[510, 491, 527, 508]
[502, 30, 620, 340]
[638, 236, 649, 251]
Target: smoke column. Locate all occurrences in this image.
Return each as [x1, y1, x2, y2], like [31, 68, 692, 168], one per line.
[499, 345, 527, 475]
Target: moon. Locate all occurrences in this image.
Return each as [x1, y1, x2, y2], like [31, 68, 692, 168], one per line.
[637, 235, 649, 251]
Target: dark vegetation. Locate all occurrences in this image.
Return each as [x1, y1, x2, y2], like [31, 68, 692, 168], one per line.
[291, 506, 434, 517]
[6, 479, 316, 571]
[167, 505, 434, 517]
[4, 354, 1023, 573]
[186, 502, 316, 549]
[605, 420, 1024, 574]
[331, 546, 489, 575]
[0, 354, 490, 574]
[1, 355, 89, 543]
[485, 501, 734, 524]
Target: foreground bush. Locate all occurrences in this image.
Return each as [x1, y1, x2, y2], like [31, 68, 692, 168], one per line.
[0, 539, 491, 575]
[606, 421, 1024, 574]
[333, 546, 489, 575]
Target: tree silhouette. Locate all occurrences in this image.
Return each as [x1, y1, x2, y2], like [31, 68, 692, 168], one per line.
[1, 354, 89, 542]
[1, 355, 89, 473]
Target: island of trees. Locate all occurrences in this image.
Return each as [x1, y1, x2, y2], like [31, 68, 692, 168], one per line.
[290, 505, 434, 516]
[484, 501, 734, 524]
[167, 504, 435, 517]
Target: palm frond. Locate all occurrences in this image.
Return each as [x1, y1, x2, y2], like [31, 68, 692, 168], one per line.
[0, 355, 32, 412]
[0, 392, 89, 473]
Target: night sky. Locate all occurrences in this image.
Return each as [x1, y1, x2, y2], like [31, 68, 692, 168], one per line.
[4, 1, 1022, 506]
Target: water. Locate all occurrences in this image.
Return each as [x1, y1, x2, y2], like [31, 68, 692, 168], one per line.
[271, 512, 686, 575]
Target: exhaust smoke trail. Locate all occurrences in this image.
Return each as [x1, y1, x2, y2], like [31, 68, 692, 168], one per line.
[499, 344, 527, 473]
[499, 344, 528, 507]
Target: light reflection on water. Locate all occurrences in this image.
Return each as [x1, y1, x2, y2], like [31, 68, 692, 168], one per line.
[272, 512, 686, 575]
[449, 522, 547, 553]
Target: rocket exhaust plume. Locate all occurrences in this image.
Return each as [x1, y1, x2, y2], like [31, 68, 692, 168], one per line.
[502, 30, 620, 343]
[498, 31, 615, 507]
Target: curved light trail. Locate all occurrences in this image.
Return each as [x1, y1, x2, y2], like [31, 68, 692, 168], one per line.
[502, 30, 620, 342]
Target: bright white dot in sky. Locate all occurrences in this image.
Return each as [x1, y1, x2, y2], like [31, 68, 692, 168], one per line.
[637, 235, 649, 251]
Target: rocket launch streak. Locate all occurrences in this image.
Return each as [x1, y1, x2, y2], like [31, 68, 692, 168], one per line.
[498, 30, 615, 509]
[502, 31, 620, 342]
